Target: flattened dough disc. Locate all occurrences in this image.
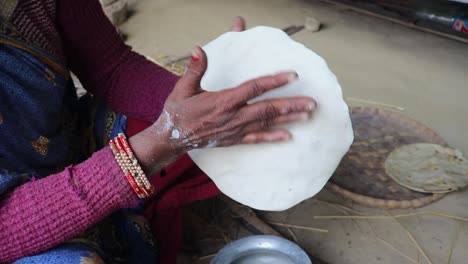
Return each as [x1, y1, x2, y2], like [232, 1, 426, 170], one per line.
[385, 143, 468, 193]
[188, 26, 353, 211]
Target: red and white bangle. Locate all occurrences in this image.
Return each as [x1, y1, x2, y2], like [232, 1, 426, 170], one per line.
[109, 133, 155, 199]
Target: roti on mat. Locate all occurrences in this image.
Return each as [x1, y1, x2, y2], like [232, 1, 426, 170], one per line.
[385, 143, 468, 193]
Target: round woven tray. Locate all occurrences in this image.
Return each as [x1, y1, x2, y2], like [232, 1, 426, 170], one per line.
[327, 106, 446, 209]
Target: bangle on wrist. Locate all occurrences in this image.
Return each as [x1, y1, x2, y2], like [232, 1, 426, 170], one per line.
[109, 133, 155, 199]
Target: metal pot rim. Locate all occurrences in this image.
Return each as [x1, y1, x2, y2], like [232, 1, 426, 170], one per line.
[210, 235, 312, 264]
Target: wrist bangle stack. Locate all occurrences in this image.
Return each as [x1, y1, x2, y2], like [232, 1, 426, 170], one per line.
[109, 133, 154, 199]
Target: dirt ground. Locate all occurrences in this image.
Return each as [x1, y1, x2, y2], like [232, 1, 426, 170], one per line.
[119, 0, 468, 263]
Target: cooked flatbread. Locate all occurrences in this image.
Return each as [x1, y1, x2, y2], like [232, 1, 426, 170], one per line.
[385, 143, 468, 193]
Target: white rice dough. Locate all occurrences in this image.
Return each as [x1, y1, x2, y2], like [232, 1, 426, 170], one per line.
[188, 26, 354, 211]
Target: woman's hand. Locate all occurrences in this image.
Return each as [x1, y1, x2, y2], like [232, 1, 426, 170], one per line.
[129, 17, 316, 175]
[131, 47, 316, 175]
[158, 46, 316, 149]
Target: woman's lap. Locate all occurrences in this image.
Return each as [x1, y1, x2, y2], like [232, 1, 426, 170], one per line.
[13, 243, 104, 264]
[14, 102, 220, 263]
[13, 102, 158, 263]
[13, 211, 158, 263]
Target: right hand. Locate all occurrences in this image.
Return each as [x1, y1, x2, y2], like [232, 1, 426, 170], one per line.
[131, 46, 316, 175]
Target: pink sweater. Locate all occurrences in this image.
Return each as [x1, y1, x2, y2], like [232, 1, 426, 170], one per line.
[0, 0, 179, 262]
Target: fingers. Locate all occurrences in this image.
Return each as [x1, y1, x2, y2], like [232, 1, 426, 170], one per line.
[207, 110, 311, 147]
[238, 96, 316, 124]
[214, 129, 291, 147]
[225, 72, 298, 105]
[240, 111, 311, 133]
[174, 46, 208, 96]
[215, 109, 312, 147]
[240, 110, 310, 135]
[241, 129, 291, 144]
[230, 16, 246, 32]
[271, 112, 311, 125]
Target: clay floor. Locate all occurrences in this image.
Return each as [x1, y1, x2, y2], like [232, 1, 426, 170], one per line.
[119, 0, 468, 263]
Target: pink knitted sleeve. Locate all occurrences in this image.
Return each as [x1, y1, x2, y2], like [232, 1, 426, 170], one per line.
[0, 0, 179, 261]
[58, 0, 179, 123]
[0, 148, 139, 262]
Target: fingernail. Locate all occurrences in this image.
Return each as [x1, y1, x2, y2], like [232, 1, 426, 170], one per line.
[191, 48, 200, 62]
[287, 72, 299, 83]
[307, 101, 317, 111]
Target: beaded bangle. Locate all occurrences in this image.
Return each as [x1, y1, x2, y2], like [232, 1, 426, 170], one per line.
[112, 137, 148, 198]
[109, 133, 154, 199]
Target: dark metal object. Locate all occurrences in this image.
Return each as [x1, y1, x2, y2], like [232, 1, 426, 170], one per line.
[283, 25, 306, 35]
[219, 196, 330, 264]
[318, 0, 468, 44]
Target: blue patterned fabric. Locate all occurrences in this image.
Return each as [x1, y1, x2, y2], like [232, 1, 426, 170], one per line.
[13, 211, 158, 264]
[14, 244, 105, 264]
[0, 169, 28, 195]
[0, 34, 70, 180]
[0, 34, 158, 263]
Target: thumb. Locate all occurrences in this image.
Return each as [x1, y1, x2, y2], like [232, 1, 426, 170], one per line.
[230, 16, 246, 32]
[175, 46, 208, 96]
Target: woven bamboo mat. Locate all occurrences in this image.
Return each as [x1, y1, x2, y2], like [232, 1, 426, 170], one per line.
[328, 107, 446, 209]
